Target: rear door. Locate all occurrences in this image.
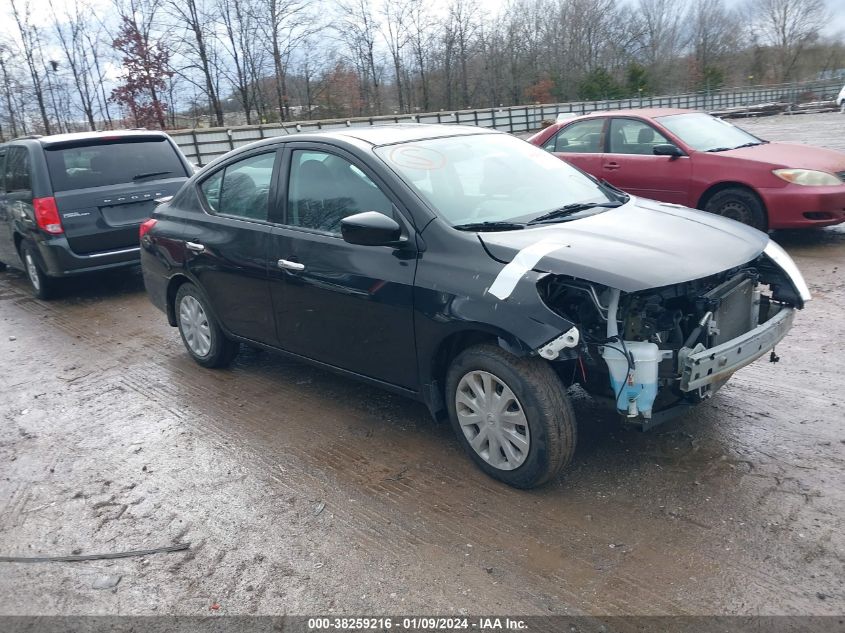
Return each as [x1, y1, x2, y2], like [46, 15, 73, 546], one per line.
[186, 149, 280, 345]
[267, 144, 418, 388]
[540, 118, 606, 176]
[602, 117, 691, 204]
[43, 136, 190, 255]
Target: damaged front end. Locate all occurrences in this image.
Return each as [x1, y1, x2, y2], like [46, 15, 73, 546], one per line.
[535, 240, 809, 429]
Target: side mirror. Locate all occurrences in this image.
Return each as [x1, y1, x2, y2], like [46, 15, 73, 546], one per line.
[653, 143, 684, 158]
[341, 211, 403, 246]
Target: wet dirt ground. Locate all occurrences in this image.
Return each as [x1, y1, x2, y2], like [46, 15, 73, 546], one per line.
[1, 113, 844, 616]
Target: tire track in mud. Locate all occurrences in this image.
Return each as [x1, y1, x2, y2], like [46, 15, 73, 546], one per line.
[121, 355, 818, 614]
[108, 354, 719, 615]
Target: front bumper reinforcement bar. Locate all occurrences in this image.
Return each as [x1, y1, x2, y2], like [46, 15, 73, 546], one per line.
[679, 306, 795, 392]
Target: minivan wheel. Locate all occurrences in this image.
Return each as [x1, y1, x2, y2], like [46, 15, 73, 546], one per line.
[445, 344, 576, 488]
[703, 187, 767, 231]
[21, 243, 56, 300]
[175, 283, 239, 368]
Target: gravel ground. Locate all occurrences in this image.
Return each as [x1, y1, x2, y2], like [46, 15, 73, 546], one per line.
[0, 112, 843, 617]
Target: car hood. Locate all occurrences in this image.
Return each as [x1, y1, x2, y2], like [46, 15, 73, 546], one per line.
[717, 141, 845, 172]
[479, 197, 769, 293]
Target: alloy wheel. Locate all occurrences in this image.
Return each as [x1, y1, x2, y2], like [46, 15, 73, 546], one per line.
[25, 253, 41, 291]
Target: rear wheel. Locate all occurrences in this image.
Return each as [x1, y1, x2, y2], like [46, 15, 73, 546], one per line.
[446, 344, 576, 488]
[21, 242, 56, 300]
[175, 283, 239, 368]
[703, 187, 767, 231]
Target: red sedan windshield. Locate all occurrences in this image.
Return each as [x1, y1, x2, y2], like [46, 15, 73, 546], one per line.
[656, 113, 764, 152]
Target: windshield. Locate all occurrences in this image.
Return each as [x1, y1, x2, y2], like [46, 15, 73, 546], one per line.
[44, 137, 188, 192]
[656, 112, 763, 152]
[374, 133, 617, 226]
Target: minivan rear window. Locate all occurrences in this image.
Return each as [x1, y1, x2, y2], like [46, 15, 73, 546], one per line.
[44, 138, 187, 192]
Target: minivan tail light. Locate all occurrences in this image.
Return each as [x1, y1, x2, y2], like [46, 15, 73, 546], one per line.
[139, 218, 158, 239]
[33, 197, 64, 234]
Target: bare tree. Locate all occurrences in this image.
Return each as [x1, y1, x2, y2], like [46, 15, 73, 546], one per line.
[380, 0, 411, 113]
[745, 0, 829, 81]
[447, 0, 483, 109]
[218, 0, 260, 124]
[49, 0, 102, 130]
[166, 0, 224, 126]
[0, 43, 22, 137]
[337, 0, 383, 115]
[255, 0, 315, 122]
[634, 0, 689, 92]
[406, 3, 438, 112]
[10, 0, 52, 133]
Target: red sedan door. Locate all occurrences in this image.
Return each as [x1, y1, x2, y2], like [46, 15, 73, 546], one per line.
[602, 117, 692, 205]
[538, 117, 606, 176]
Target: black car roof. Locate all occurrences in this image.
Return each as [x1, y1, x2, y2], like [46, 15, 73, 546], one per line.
[323, 123, 498, 146]
[196, 123, 501, 170]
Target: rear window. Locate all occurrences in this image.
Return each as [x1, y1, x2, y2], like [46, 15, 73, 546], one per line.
[44, 138, 187, 192]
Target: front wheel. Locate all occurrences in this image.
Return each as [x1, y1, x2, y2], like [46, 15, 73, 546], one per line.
[703, 187, 767, 231]
[445, 344, 576, 488]
[175, 283, 239, 368]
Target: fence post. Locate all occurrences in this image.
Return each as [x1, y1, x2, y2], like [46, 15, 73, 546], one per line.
[191, 130, 201, 166]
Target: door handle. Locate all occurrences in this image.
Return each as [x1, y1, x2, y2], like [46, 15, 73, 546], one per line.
[186, 241, 205, 253]
[278, 259, 305, 271]
[604, 162, 620, 170]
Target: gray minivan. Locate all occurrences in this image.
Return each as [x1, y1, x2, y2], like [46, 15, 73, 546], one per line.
[0, 130, 192, 298]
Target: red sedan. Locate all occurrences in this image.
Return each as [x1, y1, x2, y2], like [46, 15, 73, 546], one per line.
[527, 108, 845, 230]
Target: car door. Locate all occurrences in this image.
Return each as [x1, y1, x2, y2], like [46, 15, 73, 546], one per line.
[602, 117, 691, 204]
[540, 118, 606, 176]
[267, 144, 418, 389]
[187, 149, 280, 345]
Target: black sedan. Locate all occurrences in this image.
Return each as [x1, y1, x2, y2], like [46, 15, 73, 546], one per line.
[140, 124, 809, 488]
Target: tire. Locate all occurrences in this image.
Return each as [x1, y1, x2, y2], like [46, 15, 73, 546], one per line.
[21, 242, 57, 300]
[445, 344, 576, 488]
[0, 261, 7, 272]
[703, 187, 767, 231]
[175, 282, 239, 368]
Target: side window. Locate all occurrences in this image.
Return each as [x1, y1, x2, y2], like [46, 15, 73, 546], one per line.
[199, 152, 275, 221]
[608, 119, 669, 155]
[544, 119, 605, 154]
[0, 148, 6, 191]
[5, 147, 31, 192]
[286, 150, 393, 234]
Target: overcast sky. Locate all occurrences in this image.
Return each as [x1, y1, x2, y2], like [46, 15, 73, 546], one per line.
[4, 0, 845, 57]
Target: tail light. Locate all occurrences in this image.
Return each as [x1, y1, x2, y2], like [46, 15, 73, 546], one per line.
[33, 197, 63, 234]
[139, 218, 158, 239]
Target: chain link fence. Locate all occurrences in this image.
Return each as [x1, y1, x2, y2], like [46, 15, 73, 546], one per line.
[170, 79, 843, 166]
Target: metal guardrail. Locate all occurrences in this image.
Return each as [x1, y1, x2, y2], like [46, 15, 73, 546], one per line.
[170, 79, 842, 166]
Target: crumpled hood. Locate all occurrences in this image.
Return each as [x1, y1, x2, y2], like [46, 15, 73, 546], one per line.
[719, 142, 845, 173]
[479, 197, 769, 293]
